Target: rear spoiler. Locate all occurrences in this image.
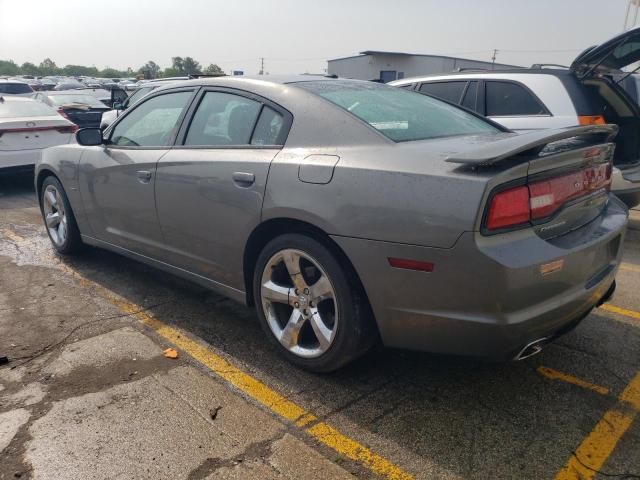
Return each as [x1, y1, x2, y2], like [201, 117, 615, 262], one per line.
[446, 125, 618, 166]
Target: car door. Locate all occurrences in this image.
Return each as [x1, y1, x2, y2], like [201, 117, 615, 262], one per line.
[155, 88, 291, 291]
[79, 88, 197, 258]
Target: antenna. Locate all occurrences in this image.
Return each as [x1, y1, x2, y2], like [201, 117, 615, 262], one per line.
[491, 49, 498, 69]
[259, 57, 264, 75]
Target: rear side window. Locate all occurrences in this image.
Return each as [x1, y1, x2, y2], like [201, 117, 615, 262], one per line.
[461, 81, 479, 111]
[0, 83, 33, 94]
[251, 106, 284, 145]
[418, 81, 467, 103]
[485, 81, 547, 116]
[185, 91, 261, 146]
[297, 80, 498, 142]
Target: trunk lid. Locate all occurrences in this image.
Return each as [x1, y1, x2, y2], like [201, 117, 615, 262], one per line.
[0, 116, 75, 151]
[571, 27, 640, 78]
[447, 125, 618, 239]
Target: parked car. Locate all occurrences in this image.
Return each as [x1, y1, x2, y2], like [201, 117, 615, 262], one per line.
[0, 78, 34, 96]
[100, 79, 186, 128]
[33, 91, 110, 128]
[54, 81, 85, 91]
[36, 77, 626, 371]
[391, 28, 640, 208]
[0, 96, 77, 171]
[73, 88, 112, 107]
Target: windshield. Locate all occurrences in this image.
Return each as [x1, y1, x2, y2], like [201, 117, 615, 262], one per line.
[47, 94, 106, 108]
[0, 83, 33, 94]
[296, 80, 499, 142]
[0, 100, 58, 118]
[127, 87, 154, 105]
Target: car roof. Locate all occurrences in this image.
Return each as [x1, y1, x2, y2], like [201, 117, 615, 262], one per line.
[0, 95, 37, 102]
[0, 78, 29, 84]
[391, 68, 574, 85]
[152, 74, 350, 92]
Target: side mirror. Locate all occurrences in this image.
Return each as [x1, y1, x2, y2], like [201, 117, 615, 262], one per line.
[76, 128, 104, 146]
[110, 87, 128, 108]
[113, 102, 124, 110]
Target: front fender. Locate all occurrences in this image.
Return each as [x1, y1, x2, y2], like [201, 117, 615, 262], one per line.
[36, 144, 92, 236]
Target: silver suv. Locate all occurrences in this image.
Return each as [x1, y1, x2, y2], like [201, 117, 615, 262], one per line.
[391, 27, 640, 208]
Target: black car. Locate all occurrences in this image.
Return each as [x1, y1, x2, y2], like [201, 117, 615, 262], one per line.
[33, 91, 110, 128]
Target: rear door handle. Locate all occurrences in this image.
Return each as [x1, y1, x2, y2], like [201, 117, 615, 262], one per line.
[137, 170, 152, 183]
[232, 172, 255, 187]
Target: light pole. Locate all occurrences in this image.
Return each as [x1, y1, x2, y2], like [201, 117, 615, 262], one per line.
[624, 0, 640, 30]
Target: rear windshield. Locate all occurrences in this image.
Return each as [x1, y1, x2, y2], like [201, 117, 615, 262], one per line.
[0, 100, 58, 118]
[47, 94, 106, 108]
[296, 80, 498, 142]
[0, 83, 33, 94]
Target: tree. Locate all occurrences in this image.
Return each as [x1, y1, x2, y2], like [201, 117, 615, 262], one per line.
[61, 64, 99, 77]
[182, 57, 201, 75]
[171, 57, 185, 74]
[21, 62, 41, 76]
[39, 58, 58, 76]
[139, 60, 161, 79]
[0, 60, 20, 76]
[162, 67, 181, 78]
[100, 67, 125, 78]
[204, 64, 224, 75]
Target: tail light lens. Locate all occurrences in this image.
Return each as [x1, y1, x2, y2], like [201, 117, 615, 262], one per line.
[57, 108, 70, 120]
[485, 162, 612, 232]
[578, 115, 606, 125]
[55, 125, 79, 134]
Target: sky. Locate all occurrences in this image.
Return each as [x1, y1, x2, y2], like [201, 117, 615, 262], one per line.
[0, 0, 635, 75]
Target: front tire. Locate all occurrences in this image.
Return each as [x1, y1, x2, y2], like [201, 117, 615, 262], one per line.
[253, 233, 373, 372]
[40, 176, 82, 255]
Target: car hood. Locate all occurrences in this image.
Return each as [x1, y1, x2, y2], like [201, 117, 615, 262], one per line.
[571, 26, 640, 77]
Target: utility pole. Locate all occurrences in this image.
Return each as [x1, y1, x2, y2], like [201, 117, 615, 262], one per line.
[259, 57, 264, 75]
[491, 49, 498, 69]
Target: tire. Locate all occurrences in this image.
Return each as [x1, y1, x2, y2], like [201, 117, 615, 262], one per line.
[40, 176, 83, 255]
[253, 233, 374, 372]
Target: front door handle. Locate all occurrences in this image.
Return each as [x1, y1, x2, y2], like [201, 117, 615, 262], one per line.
[137, 170, 152, 184]
[232, 172, 255, 187]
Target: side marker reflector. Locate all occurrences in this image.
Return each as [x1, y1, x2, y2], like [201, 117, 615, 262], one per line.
[388, 257, 434, 272]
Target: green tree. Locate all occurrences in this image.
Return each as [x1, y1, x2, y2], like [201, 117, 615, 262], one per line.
[171, 57, 185, 74]
[139, 60, 161, 79]
[61, 64, 99, 77]
[204, 64, 224, 75]
[20, 62, 41, 76]
[39, 58, 58, 76]
[182, 57, 201, 75]
[0, 60, 21, 76]
[100, 67, 125, 78]
[162, 67, 181, 77]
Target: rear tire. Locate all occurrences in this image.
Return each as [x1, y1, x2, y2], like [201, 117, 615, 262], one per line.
[253, 233, 374, 372]
[40, 176, 82, 255]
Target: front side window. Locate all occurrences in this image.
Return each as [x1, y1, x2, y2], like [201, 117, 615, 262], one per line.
[110, 91, 192, 147]
[126, 86, 154, 106]
[418, 81, 467, 104]
[185, 91, 261, 146]
[297, 80, 498, 142]
[485, 81, 547, 116]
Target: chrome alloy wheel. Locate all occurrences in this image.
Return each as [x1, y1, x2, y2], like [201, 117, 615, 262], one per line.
[260, 249, 338, 358]
[43, 184, 67, 247]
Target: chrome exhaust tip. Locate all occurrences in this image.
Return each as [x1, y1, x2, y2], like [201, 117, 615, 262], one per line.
[514, 338, 548, 361]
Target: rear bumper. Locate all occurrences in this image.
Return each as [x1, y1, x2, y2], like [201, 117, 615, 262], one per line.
[332, 196, 628, 360]
[0, 149, 41, 169]
[612, 164, 640, 207]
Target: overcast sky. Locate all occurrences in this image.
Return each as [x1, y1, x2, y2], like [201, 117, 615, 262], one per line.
[0, 0, 634, 75]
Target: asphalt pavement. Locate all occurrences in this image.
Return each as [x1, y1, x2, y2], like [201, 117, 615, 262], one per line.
[0, 172, 638, 480]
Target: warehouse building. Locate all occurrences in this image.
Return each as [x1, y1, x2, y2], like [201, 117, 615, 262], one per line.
[327, 51, 522, 83]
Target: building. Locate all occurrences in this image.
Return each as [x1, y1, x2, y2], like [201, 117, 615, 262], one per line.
[327, 51, 522, 83]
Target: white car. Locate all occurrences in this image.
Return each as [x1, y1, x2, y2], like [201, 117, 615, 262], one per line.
[0, 96, 77, 170]
[390, 27, 640, 207]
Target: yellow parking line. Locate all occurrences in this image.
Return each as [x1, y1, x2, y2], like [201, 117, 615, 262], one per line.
[554, 372, 640, 480]
[619, 262, 640, 273]
[64, 268, 413, 480]
[599, 304, 640, 321]
[537, 366, 609, 395]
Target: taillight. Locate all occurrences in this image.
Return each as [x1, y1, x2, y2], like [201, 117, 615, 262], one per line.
[578, 115, 606, 125]
[486, 185, 530, 230]
[57, 108, 70, 120]
[55, 125, 79, 134]
[485, 163, 612, 232]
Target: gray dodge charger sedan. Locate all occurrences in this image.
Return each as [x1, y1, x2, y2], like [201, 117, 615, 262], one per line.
[35, 76, 627, 371]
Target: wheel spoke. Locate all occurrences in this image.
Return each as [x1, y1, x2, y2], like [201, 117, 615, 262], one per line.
[282, 251, 307, 292]
[45, 190, 57, 208]
[57, 219, 66, 242]
[309, 275, 333, 303]
[45, 212, 60, 228]
[279, 309, 305, 349]
[261, 280, 293, 305]
[309, 313, 332, 350]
